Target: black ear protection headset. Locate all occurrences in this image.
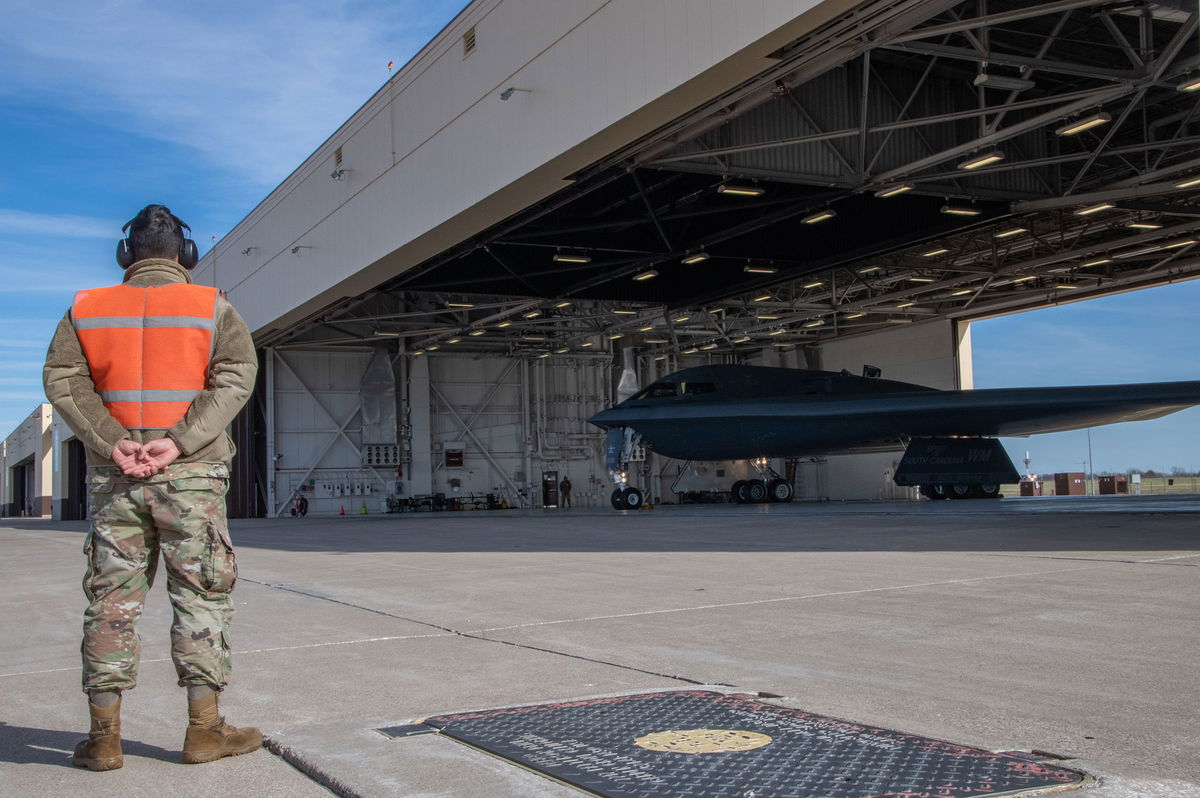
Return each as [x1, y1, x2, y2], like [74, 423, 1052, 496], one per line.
[116, 210, 199, 270]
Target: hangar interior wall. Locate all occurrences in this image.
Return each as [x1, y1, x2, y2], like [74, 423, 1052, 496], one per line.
[267, 350, 613, 515]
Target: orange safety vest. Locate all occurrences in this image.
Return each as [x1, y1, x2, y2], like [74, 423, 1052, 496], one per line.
[72, 283, 219, 429]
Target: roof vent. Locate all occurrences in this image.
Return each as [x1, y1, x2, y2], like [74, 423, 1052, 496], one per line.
[463, 26, 476, 57]
[334, 146, 343, 168]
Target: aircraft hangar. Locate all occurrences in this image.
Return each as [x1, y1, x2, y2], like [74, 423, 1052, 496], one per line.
[60, 0, 1196, 518]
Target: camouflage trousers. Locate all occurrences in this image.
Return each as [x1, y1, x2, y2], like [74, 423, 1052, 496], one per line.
[82, 462, 237, 693]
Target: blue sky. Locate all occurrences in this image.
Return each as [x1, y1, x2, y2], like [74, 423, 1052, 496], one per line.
[1, 1, 1196, 475]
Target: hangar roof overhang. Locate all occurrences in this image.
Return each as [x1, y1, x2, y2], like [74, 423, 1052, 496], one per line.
[271, 0, 1200, 361]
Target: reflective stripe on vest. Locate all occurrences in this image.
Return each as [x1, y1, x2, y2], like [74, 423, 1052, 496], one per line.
[72, 283, 219, 429]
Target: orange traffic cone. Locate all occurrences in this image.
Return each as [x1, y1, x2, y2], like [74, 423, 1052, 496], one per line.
[339, 505, 346, 516]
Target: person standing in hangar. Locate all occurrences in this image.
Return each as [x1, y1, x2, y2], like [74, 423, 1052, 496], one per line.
[43, 205, 261, 770]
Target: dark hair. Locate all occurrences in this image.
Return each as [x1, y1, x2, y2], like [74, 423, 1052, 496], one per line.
[125, 204, 190, 260]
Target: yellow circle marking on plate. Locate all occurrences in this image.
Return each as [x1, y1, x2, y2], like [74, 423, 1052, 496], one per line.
[634, 729, 773, 754]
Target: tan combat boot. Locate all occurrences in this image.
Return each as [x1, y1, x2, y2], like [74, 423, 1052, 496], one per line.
[73, 697, 123, 771]
[181, 692, 262, 764]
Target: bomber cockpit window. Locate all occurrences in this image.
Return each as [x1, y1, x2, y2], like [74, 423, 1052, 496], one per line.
[631, 382, 679, 400]
[681, 382, 717, 395]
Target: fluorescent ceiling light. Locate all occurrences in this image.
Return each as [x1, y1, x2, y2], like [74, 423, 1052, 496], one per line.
[447, 337, 461, 344]
[717, 183, 765, 197]
[844, 312, 865, 319]
[803, 320, 823, 328]
[886, 318, 914, 324]
[875, 184, 913, 198]
[1176, 75, 1200, 92]
[1074, 203, 1114, 216]
[673, 316, 690, 323]
[446, 302, 474, 308]
[681, 252, 710, 264]
[682, 347, 699, 354]
[1081, 257, 1111, 267]
[1163, 239, 1197, 248]
[554, 300, 572, 308]
[1055, 284, 1078, 290]
[768, 328, 786, 336]
[654, 355, 667, 361]
[802, 281, 824, 289]
[523, 310, 542, 318]
[580, 341, 594, 347]
[732, 336, 751, 343]
[633, 270, 658, 281]
[1011, 275, 1036, 283]
[973, 73, 1035, 91]
[553, 251, 591, 264]
[922, 248, 949, 257]
[857, 266, 881, 274]
[755, 314, 780, 320]
[497, 321, 512, 328]
[537, 352, 550, 359]
[1055, 113, 1111, 136]
[426, 345, 439, 351]
[744, 265, 778, 274]
[995, 227, 1027, 238]
[908, 276, 935, 283]
[896, 302, 915, 308]
[607, 333, 624, 339]
[468, 329, 485, 336]
[801, 209, 836, 224]
[951, 289, 973, 296]
[639, 325, 654, 332]
[555, 347, 569, 353]
[412, 350, 424, 356]
[1175, 176, 1200, 188]
[700, 343, 718, 350]
[1126, 221, 1162, 230]
[613, 309, 637, 315]
[523, 335, 545, 341]
[958, 151, 1005, 170]
[940, 204, 982, 216]
[645, 337, 669, 344]
[752, 294, 772, 302]
[373, 331, 402, 337]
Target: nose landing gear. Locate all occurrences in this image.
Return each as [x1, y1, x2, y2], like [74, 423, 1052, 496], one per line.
[610, 486, 645, 510]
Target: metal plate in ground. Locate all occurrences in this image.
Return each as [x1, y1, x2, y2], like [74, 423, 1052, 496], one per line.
[419, 690, 1084, 798]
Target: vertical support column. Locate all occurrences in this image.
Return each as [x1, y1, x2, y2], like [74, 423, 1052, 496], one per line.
[521, 357, 532, 506]
[955, 320, 974, 390]
[409, 354, 433, 496]
[50, 412, 67, 520]
[264, 347, 277, 518]
[35, 405, 53, 517]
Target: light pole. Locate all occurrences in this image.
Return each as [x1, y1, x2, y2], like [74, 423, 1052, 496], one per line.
[1086, 428, 1095, 495]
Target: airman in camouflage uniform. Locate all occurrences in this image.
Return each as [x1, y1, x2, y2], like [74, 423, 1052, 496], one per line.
[43, 205, 261, 770]
[83, 463, 237, 693]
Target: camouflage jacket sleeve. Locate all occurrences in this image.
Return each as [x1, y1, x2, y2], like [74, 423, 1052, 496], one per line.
[43, 311, 129, 458]
[166, 297, 259, 456]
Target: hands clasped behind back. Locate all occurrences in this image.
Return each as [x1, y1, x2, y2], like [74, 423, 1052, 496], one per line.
[110, 438, 181, 478]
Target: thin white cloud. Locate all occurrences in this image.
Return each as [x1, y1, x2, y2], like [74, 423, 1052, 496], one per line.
[0, 209, 116, 239]
[1, 2, 458, 187]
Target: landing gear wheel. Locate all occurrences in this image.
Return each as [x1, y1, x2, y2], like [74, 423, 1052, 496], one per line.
[610, 488, 626, 510]
[746, 480, 768, 503]
[766, 479, 794, 503]
[977, 483, 1001, 499]
[732, 481, 750, 504]
[920, 484, 949, 500]
[949, 483, 973, 499]
[618, 486, 644, 509]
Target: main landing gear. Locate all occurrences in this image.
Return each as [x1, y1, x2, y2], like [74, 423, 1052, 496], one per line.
[731, 461, 794, 504]
[610, 486, 645, 510]
[919, 482, 1002, 500]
